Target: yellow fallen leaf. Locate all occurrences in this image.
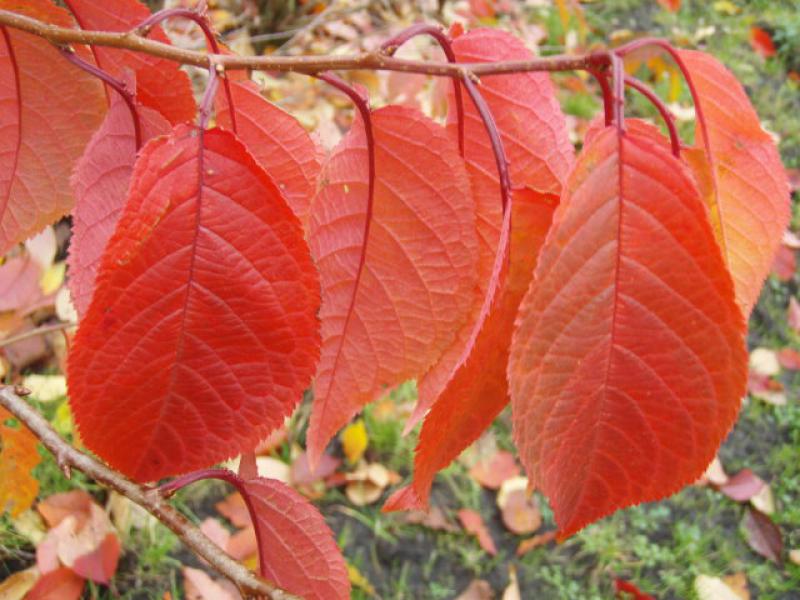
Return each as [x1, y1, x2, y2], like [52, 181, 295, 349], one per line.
[0, 408, 41, 517]
[712, 1, 740, 15]
[347, 562, 375, 597]
[341, 419, 368, 464]
[0, 568, 39, 600]
[695, 574, 744, 600]
[22, 374, 67, 403]
[39, 261, 65, 295]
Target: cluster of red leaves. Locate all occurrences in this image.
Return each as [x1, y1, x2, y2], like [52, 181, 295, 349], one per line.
[0, 0, 791, 595]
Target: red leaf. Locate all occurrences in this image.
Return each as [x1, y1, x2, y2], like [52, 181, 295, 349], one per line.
[680, 50, 791, 317]
[68, 76, 171, 317]
[614, 578, 655, 600]
[742, 507, 783, 564]
[0, 0, 106, 255]
[411, 29, 573, 427]
[718, 468, 765, 502]
[457, 508, 497, 555]
[63, 0, 196, 124]
[469, 450, 521, 490]
[306, 106, 478, 464]
[67, 125, 321, 481]
[656, 0, 680, 11]
[215, 79, 321, 223]
[386, 190, 556, 511]
[25, 567, 84, 600]
[239, 477, 350, 599]
[508, 126, 747, 537]
[749, 26, 777, 58]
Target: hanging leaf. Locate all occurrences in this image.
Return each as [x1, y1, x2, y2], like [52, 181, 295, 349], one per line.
[68, 125, 321, 482]
[0, 407, 41, 517]
[68, 75, 171, 317]
[216, 79, 321, 222]
[508, 126, 747, 537]
[385, 190, 556, 511]
[0, 0, 106, 255]
[238, 477, 350, 599]
[680, 50, 790, 317]
[412, 28, 574, 426]
[62, 0, 196, 124]
[306, 106, 478, 465]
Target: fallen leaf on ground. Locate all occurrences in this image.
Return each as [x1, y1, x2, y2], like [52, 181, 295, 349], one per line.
[469, 450, 520, 490]
[778, 348, 800, 370]
[770, 246, 796, 281]
[789, 549, 800, 565]
[0, 407, 41, 517]
[695, 573, 748, 600]
[455, 579, 493, 600]
[517, 530, 557, 556]
[0, 568, 39, 600]
[718, 469, 766, 502]
[742, 507, 783, 564]
[402, 506, 459, 533]
[25, 567, 84, 600]
[788, 297, 800, 332]
[747, 372, 786, 406]
[183, 567, 240, 600]
[290, 452, 341, 487]
[749, 348, 780, 376]
[614, 578, 654, 599]
[21, 375, 67, 403]
[347, 562, 375, 597]
[502, 565, 520, 600]
[200, 518, 231, 551]
[458, 509, 497, 555]
[750, 484, 775, 515]
[696, 456, 729, 487]
[750, 26, 776, 58]
[256, 456, 291, 483]
[341, 420, 368, 464]
[500, 490, 541, 535]
[345, 463, 396, 506]
[215, 493, 250, 528]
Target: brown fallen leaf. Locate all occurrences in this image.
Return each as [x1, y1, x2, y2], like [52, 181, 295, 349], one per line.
[402, 505, 459, 533]
[742, 507, 783, 564]
[695, 573, 748, 600]
[718, 469, 765, 502]
[0, 568, 39, 600]
[458, 509, 497, 555]
[469, 450, 520, 490]
[455, 579, 494, 600]
[215, 493, 250, 528]
[749, 484, 775, 515]
[722, 572, 750, 600]
[516, 530, 557, 556]
[696, 456, 729, 487]
[789, 548, 800, 565]
[502, 565, 521, 600]
[345, 463, 395, 506]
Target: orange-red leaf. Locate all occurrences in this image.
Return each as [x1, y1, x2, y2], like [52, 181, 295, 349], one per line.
[63, 0, 196, 124]
[240, 477, 350, 599]
[749, 26, 776, 58]
[67, 125, 320, 481]
[306, 106, 478, 464]
[385, 190, 556, 511]
[457, 508, 497, 555]
[680, 50, 790, 317]
[508, 127, 747, 537]
[26, 567, 84, 600]
[216, 79, 321, 222]
[0, 0, 106, 255]
[68, 79, 171, 317]
[412, 29, 573, 426]
[0, 407, 41, 517]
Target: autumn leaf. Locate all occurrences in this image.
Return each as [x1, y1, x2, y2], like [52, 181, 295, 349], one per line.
[469, 450, 520, 490]
[340, 419, 368, 464]
[62, 0, 196, 124]
[67, 125, 321, 482]
[749, 26, 777, 58]
[0, 0, 106, 255]
[718, 469, 766, 502]
[306, 106, 478, 465]
[742, 507, 783, 564]
[412, 28, 573, 426]
[68, 74, 171, 317]
[508, 126, 747, 537]
[386, 190, 556, 511]
[680, 49, 790, 317]
[25, 567, 84, 600]
[458, 508, 497, 555]
[215, 79, 321, 222]
[0, 407, 41, 517]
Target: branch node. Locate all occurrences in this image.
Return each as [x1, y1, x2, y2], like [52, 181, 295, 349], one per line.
[13, 385, 31, 397]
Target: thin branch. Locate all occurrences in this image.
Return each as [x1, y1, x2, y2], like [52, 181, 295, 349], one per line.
[0, 322, 76, 349]
[0, 8, 606, 77]
[623, 75, 681, 157]
[0, 386, 299, 600]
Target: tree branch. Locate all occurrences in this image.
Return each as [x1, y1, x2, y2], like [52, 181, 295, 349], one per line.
[0, 386, 299, 600]
[0, 8, 608, 77]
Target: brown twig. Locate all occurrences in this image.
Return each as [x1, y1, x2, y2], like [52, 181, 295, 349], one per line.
[0, 322, 76, 349]
[0, 8, 606, 77]
[0, 386, 299, 600]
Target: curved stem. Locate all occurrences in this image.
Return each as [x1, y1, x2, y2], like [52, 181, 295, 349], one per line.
[0, 322, 76, 350]
[200, 59, 220, 130]
[135, 7, 237, 133]
[624, 75, 681, 157]
[588, 66, 614, 126]
[58, 46, 143, 148]
[381, 23, 465, 155]
[0, 387, 297, 600]
[611, 52, 626, 135]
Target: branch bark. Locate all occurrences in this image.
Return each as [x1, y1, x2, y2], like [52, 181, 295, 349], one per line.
[0, 386, 299, 600]
[0, 8, 608, 77]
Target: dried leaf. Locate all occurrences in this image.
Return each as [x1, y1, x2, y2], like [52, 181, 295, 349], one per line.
[718, 469, 766, 502]
[469, 450, 521, 490]
[742, 507, 783, 564]
[0, 407, 41, 517]
[458, 508, 497, 555]
[455, 579, 493, 600]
